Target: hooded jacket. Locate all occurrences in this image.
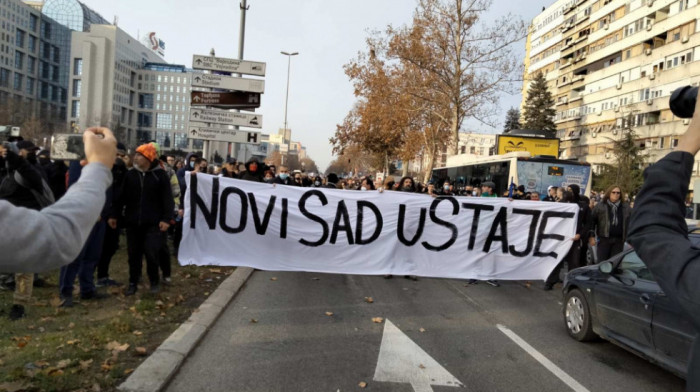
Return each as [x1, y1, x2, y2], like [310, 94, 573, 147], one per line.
[112, 159, 174, 228]
[177, 152, 197, 197]
[239, 159, 265, 182]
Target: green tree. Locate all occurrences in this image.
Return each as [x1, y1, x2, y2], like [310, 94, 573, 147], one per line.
[503, 107, 521, 132]
[521, 72, 556, 136]
[593, 116, 645, 195]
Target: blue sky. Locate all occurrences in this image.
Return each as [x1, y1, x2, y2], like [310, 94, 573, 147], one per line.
[80, 0, 545, 170]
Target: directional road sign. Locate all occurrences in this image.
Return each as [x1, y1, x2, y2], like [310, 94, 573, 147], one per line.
[190, 91, 261, 109]
[189, 108, 262, 128]
[192, 55, 266, 77]
[191, 74, 264, 93]
[188, 126, 261, 144]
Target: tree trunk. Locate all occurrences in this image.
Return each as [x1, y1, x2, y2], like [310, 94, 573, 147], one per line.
[449, 106, 460, 155]
[402, 159, 409, 177]
[422, 146, 436, 184]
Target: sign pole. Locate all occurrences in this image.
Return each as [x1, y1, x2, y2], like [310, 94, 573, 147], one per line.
[231, 0, 249, 162]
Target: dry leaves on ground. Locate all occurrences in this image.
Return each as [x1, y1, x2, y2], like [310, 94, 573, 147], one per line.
[66, 339, 80, 345]
[250, 319, 258, 323]
[80, 359, 93, 370]
[135, 347, 147, 356]
[372, 317, 384, 324]
[419, 328, 426, 333]
[132, 330, 143, 336]
[364, 297, 374, 303]
[270, 277, 278, 281]
[105, 341, 129, 352]
[325, 312, 334, 317]
[419, 364, 426, 369]
[358, 381, 368, 388]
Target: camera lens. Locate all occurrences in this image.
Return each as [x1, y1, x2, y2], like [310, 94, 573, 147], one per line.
[669, 86, 698, 119]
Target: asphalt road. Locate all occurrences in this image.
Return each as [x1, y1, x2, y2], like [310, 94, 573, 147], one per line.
[166, 272, 685, 392]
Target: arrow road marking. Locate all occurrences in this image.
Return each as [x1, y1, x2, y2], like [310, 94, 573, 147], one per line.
[373, 319, 463, 392]
[496, 324, 590, 392]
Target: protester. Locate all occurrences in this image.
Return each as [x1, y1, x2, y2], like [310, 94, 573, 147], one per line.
[221, 158, 238, 178]
[273, 166, 293, 185]
[588, 185, 630, 262]
[109, 143, 174, 295]
[529, 192, 540, 201]
[157, 149, 181, 286]
[38, 149, 67, 201]
[239, 158, 265, 182]
[626, 93, 700, 390]
[480, 181, 497, 197]
[97, 145, 129, 287]
[544, 190, 585, 290]
[325, 173, 339, 189]
[199, 158, 208, 173]
[0, 128, 116, 275]
[440, 180, 453, 196]
[0, 140, 56, 319]
[544, 186, 557, 202]
[398, 176, 416, 193]
[556, 187, 564, 202]
[359, 177, 375, 191]
[59, 161, 111, 307]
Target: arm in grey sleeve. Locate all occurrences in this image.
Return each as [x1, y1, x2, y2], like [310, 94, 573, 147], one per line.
[0, 163, 112, 273]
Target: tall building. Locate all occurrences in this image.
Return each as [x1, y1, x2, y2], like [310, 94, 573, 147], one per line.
[67, 24, 183, 148]
[523, 0, 700, 176]
[139, 62, 194, 151]
[0, 0, 75, 132]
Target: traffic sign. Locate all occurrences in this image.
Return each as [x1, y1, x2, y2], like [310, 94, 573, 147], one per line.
[191, 74, 264, 93]
[188, 126, 261, 144]
[190, 91, 261, 108]
[189, 108, 262, 128]
[192, 55, 266, 77]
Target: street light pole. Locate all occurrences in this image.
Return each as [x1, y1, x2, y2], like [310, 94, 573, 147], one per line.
[281, 51, 298, 165]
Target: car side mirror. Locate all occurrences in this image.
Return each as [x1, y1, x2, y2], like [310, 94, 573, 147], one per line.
[599, 261, 613, 274]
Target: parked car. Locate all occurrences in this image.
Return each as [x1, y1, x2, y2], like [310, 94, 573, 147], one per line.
[561, 230, 699, 379]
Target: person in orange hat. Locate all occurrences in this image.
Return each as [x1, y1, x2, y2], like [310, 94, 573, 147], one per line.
[109, 143, 174, 296]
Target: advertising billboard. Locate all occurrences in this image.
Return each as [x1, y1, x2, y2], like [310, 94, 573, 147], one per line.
[497, 135, 560, 157]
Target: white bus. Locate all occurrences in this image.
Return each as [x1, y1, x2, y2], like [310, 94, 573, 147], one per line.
[431, 152, 592, 197]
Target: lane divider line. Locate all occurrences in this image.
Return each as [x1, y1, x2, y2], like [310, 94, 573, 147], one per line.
[496, 324, 591, 392]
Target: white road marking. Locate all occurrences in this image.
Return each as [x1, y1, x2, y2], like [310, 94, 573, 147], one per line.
[373, 319, 463, 392]
[496, 324, 591, 392]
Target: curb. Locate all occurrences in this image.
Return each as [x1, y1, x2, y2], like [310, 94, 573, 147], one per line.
[118, 267, 255, 392]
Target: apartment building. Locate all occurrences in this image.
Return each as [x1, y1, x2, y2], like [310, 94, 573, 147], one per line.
[523, 0, 700, 176]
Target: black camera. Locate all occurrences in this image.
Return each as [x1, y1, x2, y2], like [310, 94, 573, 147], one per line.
[669, 86, 698, 119]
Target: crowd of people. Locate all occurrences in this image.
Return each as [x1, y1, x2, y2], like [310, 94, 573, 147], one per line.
[0, 136, 633, 319]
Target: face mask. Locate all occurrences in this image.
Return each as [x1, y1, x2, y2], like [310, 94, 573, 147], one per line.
[189, 161, 195, 168]
[314, 181, 321, 187]
[444, 185, 450, 191]
[361, 186, 367, 191]
[279, 173, 289, 180]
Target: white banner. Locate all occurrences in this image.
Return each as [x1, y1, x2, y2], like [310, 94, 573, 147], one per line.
[179, 174, 578, 280]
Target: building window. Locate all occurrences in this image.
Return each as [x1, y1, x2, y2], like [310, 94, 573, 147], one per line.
[156, 113, 173, 129]
[73, 58, 82, 75]
[15, 28, 24, 48]
[26, 77, 34, 94]
[40, 21, 51, 39]
[13, 72, 21, 90]
[14, 51, 22, 69]
[28, 35, 36, 52]
[71, 100, 80, 117]
[27, 55, 35, 73]
[29, 13, 37, 32]
[72, 79, 81, 97]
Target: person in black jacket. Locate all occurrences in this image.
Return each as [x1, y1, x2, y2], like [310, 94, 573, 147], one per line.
[543, 190, 585, 290]
[108, 143, 173, 296]
[239, 157, 265, 182]
[627, 92, 700, 391]
[273, 165, 293, 185]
